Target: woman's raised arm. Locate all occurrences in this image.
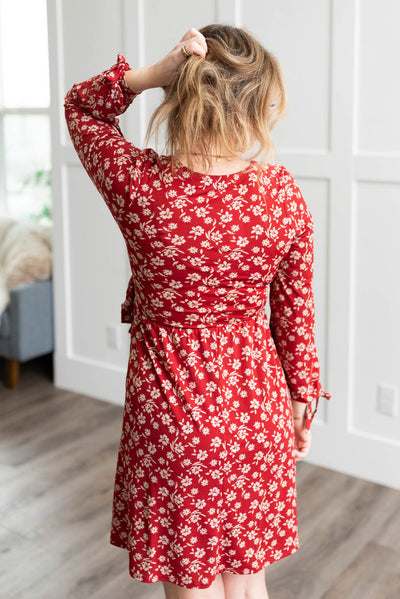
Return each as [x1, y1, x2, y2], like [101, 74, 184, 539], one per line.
[64, 53, 142, 227]
[64, 29, 207, 227]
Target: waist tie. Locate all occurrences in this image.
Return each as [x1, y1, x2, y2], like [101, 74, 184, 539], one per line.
[121, 275, 135, 324]
[121, 276, 267, 330]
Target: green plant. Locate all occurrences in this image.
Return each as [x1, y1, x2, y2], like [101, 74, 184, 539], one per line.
[23, 168, 51, 187]
[23, 168, 52, 223]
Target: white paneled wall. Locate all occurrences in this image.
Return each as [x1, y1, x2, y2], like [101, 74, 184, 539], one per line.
[246, 0, 332, 153]
[48, 0, 400, 489]
[356, 0, 400, 153]
[353, 181, 400, 442]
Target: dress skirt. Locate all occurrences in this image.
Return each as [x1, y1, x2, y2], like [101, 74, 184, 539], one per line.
[110, 309, 299, 589]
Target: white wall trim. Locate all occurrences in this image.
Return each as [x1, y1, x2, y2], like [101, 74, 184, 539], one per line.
[307, 426, 400, 490]
[123, 0, 147, 146]
[55, 353, 126, 406]
[216, 0, 242, 25]
[355, 155, 400, 182]
[47, 0, 70, 381]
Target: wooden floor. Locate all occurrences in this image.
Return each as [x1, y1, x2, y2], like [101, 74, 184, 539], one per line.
[1, 359, 399, 599]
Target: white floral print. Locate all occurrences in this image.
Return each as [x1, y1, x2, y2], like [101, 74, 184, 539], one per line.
[65, 54, 330, 589]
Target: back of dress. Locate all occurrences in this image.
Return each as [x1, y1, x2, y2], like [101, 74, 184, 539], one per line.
[122, 152, 308, 329]
[65, 54, 329, 590]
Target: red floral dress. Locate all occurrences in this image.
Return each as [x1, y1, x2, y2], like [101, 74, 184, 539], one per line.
[65, 54, 330, 589]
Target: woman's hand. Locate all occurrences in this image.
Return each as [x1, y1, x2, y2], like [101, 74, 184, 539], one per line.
[125, 28, 207, 94]
[292, 400, 312, 461]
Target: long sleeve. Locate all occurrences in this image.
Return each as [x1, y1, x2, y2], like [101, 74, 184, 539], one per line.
[269, 180, 330, 431]
[64, 53, 145, 226]
[64, 53, 154, 324]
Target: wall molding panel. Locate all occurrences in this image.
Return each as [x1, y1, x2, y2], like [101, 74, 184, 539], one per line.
[215, 0, 242, 25]
[48, 0, 400, 489]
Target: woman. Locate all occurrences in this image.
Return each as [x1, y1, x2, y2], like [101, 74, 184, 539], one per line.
[65, 25, 330, 599]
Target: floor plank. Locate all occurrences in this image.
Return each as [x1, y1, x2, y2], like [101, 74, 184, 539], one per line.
[322, 541, 400, 599]
[1, 357, 399, 599]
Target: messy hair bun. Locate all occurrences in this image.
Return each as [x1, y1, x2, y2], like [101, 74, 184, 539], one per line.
[146, 24, 287, 172]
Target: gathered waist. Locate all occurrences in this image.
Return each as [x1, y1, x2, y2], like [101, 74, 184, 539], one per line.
[132, 305, 269, 330]
[121, 275, 269, 331]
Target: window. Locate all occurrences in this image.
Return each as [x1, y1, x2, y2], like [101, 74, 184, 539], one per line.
[0, 0, 51, 223]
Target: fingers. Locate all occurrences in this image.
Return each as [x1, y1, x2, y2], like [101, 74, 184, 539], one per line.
[184, 41, 207, 58]
[155, 27, 207, 88]
[180, 27, 202, 42]
[294, 445, 310, 460]
[180, 27, 207, 58]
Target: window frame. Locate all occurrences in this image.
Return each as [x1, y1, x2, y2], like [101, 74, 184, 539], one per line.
[0, 1, 51, 218]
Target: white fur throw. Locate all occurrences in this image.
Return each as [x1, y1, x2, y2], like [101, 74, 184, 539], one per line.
[0, 218, 52, 313]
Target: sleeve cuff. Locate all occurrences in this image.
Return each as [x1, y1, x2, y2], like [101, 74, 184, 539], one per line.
[104, 52, 132, 82]
[104, 52, 140, 101]
[304, 390, 331, 431]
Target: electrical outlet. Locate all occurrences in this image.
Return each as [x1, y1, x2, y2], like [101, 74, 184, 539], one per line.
[376, 384, 399, 417]
[106, 324, 121, 350]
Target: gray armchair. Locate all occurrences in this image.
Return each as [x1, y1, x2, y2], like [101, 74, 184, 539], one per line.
[0, 279, 54, 388]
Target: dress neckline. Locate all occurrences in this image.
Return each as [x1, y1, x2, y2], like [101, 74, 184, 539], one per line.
[171, 158, 259, 179]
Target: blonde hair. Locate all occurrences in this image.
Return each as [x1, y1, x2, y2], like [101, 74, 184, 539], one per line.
[146, 24, 287, 172]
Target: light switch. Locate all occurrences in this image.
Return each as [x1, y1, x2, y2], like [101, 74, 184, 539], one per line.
[377, 384, 399, 418]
